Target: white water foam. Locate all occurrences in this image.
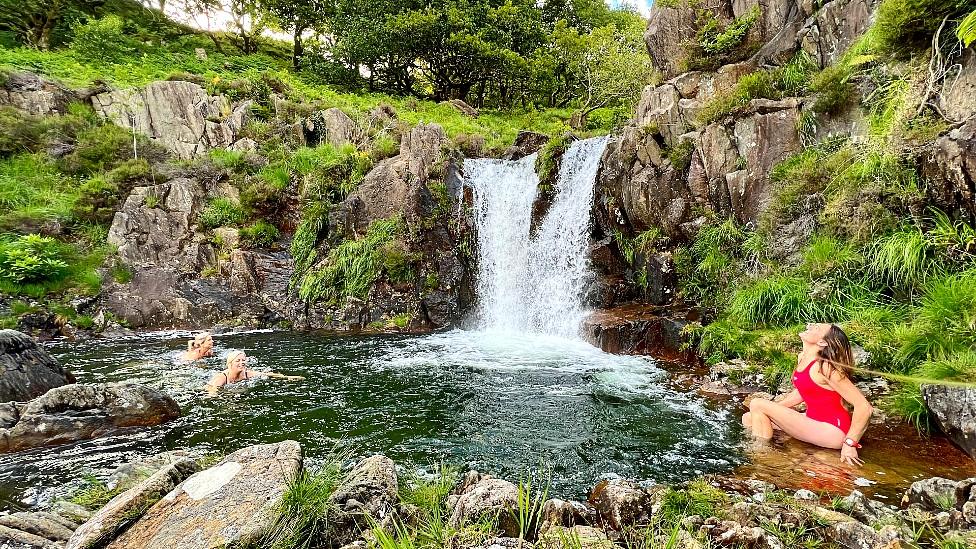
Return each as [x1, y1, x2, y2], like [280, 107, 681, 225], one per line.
[466, 136, 609, 338]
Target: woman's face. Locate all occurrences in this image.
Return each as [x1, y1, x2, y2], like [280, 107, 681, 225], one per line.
[201, 336, 214, 352]
[229, 353, 247, 371]
[799, 323, 830, 346]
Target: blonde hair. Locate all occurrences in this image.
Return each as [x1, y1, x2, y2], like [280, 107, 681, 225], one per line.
[226, 350, 246, 368]
[188, 331, 212, 351]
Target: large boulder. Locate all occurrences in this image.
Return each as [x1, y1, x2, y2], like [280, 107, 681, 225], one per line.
[107, 178, 212, 271]
[304, 108, 361, 147]
[939, 50, 976, 124]
[0, 523, 62, 549]
[0, 329, 74, 403]
[0, 383, 180, 453]
[105, 441, 302, 549]
[447, 476, 520, 537]
[922, 385, 976, 458]
[921, 117, 976, 224]
[91, 80, 252, 159]
[337, 124, 447, 233]
[0, 71, 80, 115]
[67, 458, 200, 549]
[798, 0, 875, 68]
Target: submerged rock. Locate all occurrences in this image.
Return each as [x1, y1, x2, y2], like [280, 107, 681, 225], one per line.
[104, 440, 302, 549]
[0, 383, 180, 453]
[0, 329, 74, 403]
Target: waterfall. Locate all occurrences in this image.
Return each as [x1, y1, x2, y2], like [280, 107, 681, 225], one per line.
[465, 136, 609, 338]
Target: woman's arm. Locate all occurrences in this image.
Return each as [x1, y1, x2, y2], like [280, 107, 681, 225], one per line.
[828, 374, 873, 465]
[205, 373, 225, 394]
[246, 369, 305, 381]
[776, 389, 803, 409]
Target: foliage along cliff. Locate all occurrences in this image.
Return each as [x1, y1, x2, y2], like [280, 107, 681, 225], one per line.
[589, 0, 976, 432]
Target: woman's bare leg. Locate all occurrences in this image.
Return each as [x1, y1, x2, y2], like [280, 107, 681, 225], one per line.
[749, 399, 846, 449]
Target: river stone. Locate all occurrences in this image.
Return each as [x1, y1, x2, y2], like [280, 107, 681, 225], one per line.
[0, 512, 74, 542]
[826, 521, 901, 549]
[0, 383, 180, 453]
[921, 385, 976, 459]
[104, 441, 302, 549]
[447, 476, 520, 537]
[903, 477, 958, 511]
[106, 449, 196, 491]
[331, 454, 399, 517]
[588, 479, 652, 531]
[539, 498, 596, 533]
[53, 502, 92, 524]
[67, 458, 200, 549]
[0, 523, 61, 548]
[0, 329, 74, 403]
[538, 525, 613, 549]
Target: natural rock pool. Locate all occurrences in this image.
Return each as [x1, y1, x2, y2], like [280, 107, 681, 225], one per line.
[0, 329, 745, 507]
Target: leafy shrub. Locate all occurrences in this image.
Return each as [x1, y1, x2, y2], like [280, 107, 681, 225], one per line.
[290, 203, 329, 278]
[70, 16, 137, 62]
[208, 149, 247, 171]
[0, 234, 69, 284]
[240, 220, 281, 248]
[74, 159, 152, 224]
[665, 139, 695, 170]
[535, 134, 570, 187]
[198, 198, 246, 229]
[697, 54, 816, 125]
[687, 7, 759, 70]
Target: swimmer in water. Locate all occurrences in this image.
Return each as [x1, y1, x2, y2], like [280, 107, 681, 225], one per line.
[206, 350, 304, 394]
[181, 332, 214, 363]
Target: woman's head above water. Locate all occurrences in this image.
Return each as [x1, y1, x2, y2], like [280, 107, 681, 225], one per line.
[226, 350, 247, 372]
[799, 323, 854, 379]
[188, 332, 213, 352]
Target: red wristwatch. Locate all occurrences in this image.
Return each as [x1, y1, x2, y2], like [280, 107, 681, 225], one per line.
[844, 438, 862, 448]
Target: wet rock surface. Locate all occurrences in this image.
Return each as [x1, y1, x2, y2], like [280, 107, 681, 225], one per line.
[922, 384, 976, 459]
[0, 330, 74, 403]
[0, 383, 180, 453]
[581, 304, 697, 362]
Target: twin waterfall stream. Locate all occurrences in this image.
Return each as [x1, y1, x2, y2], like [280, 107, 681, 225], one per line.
[466, 137, 609, 338]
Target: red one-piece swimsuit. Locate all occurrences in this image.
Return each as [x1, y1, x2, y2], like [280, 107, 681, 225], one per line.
[793, 359, 852, 433]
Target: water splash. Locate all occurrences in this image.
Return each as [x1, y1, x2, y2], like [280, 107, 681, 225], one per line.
[466, 136, 609, 337]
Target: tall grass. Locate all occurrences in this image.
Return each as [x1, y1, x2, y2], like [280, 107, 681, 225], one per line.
[256, 456, 346, 549]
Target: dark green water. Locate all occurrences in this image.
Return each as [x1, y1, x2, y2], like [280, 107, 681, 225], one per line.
[0, 329, 746, 506]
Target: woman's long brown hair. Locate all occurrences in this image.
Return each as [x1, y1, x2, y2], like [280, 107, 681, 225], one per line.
[817, 324, 854, 379]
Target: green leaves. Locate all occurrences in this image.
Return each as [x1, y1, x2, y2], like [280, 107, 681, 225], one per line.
[0, 234, 69, 285]
[959, 9, 976, 46]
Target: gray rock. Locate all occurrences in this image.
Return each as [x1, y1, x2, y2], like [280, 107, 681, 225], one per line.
[305, 108, 361, 147]
[104, 441, 302, 549]
[91, 81, 253, 159]
[337, 124, 447, 234]
[106, 450, 196, 491]
[921, 117, 976, 224]
[447, 476, 520, 537]
[939, 49, 976, 123]
[588, 479, 651, 531]
[0, 512, 74, 542]
[0, 72, 79, 115]
[839, 490, 898, 524]
[0, 330, 74, 403]
[503, 131, 549, 160]
[798, 0, 875, 68]
[0, 383, 180, 453]
[825, 521, 901, 549]
[922, 385, 976, 459]
[537, 525, 613, 549]
[328, 454, 399, 544]
[539, 498, 596, 533]
[67, 458, 200, 549]
[0, 523, 61, 548]
[903, 477, 959, 511]
[52, 502, 92, 525]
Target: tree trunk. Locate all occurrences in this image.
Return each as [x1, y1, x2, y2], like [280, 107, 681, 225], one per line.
[292, 29, 305, 70]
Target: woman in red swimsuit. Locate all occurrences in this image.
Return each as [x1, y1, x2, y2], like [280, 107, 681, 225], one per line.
[741, 323, 873, 466]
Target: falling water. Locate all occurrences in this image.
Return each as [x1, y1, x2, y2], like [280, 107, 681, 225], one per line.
[466, 136, 609, 337]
